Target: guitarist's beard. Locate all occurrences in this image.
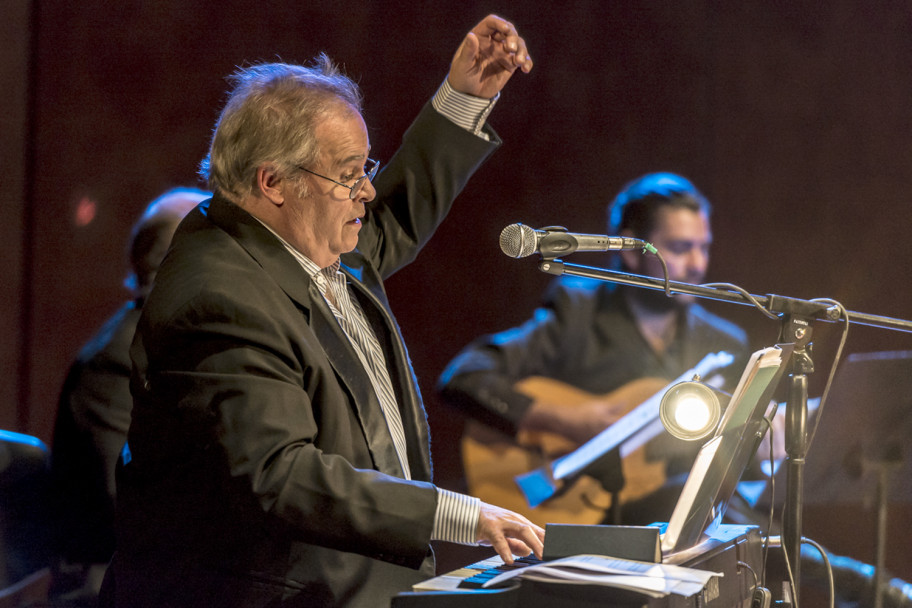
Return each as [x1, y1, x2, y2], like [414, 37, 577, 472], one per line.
[623, 284, 691, 315]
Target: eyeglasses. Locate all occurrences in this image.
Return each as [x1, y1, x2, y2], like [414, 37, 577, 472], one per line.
[298, 158, 380, 200]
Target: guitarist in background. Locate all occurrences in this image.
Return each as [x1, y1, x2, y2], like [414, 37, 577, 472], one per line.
[438, 172, 752, 526]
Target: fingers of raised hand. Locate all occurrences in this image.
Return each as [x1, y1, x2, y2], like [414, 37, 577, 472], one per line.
[472, 14, 533, 72]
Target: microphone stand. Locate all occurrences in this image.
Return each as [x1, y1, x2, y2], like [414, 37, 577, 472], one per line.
[533, 258, 912, 606]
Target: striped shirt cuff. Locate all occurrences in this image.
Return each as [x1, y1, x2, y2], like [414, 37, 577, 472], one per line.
[431, 79, 499, 139]
[432, 488, 481, 545]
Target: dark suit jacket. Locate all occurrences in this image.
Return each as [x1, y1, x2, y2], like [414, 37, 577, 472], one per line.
[103, 103, 499, 608]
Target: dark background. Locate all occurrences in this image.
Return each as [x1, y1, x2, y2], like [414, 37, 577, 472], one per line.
[3, 0, 911, 588]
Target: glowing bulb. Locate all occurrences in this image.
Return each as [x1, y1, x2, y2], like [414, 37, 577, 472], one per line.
[659, 381, 726, 441]
[673, 396, 712, 432]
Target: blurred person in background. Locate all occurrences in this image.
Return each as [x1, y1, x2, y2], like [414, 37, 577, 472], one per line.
[49, 187, 209, 606]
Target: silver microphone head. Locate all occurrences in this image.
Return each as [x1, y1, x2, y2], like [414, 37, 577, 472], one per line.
[499, 223, 538, 258]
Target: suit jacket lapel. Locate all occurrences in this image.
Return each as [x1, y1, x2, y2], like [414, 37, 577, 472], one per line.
[204, 196, 406, 477]
[309, 307, 406, 478]
[341, 259, 433, 482]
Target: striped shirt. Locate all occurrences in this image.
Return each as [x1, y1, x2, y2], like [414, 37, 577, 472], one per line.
[432, 79, 499, 140]
[257, 81, 495, 546]
[312, 260, 412, 479]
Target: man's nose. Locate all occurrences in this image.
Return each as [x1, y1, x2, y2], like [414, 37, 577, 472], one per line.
[687, 247, 709, 276]
[356, 179, 377, 204]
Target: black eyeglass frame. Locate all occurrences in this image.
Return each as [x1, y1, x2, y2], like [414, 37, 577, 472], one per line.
[298, 158, 380, 200]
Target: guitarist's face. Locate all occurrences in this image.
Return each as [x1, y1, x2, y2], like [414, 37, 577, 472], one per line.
[620, 206, 712, 305]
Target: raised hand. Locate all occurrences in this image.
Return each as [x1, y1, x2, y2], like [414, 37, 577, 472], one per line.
[447, 14, 533, 99]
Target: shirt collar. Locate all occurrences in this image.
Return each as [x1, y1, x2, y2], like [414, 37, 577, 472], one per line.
[253, 217, 340, 280]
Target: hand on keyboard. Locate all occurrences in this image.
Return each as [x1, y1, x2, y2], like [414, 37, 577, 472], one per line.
[475, 502, 545, 565]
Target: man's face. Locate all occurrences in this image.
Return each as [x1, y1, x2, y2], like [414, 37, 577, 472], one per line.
[282, 107, 375, 268]
[621, 206, 711, 304]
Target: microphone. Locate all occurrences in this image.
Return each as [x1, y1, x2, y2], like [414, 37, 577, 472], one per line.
[499, 223, 646, 259]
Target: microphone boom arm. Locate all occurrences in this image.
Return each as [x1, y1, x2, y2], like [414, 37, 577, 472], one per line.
[536, 258, 912, 333]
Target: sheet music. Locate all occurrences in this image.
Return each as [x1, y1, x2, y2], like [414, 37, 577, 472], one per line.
[479, 554, 721, 598]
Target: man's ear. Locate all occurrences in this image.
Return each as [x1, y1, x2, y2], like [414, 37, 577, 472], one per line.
[256, 163, 285, 206]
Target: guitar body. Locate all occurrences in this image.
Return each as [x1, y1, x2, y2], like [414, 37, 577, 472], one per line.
[461, 376, 671, 526]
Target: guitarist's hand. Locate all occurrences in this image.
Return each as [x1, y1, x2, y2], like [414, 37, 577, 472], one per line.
[523, 397, 629, 445]
[476, 502, 545, 564]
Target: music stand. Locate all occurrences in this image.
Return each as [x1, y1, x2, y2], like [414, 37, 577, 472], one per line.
[800, 350, 912, 602]
[801, 350, 912, 505]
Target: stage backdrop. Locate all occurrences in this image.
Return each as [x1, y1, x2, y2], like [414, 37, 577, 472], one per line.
[4, 0, 911, 581]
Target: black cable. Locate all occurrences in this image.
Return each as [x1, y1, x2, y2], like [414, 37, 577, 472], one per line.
[701, 282, 781, 320]
[739, 559, 761, 591]
[760, 416, 776, 588]
[801, 537, 835, 608]
[636, 241, 671, 297]
[804, 299, 849, 454]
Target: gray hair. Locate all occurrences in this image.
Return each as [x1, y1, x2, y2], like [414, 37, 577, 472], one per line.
[199, 54, 363, 202]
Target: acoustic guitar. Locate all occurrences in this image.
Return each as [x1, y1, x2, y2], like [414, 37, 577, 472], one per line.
[461, 353, 735, 527]
[461, 377, 670, 526]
